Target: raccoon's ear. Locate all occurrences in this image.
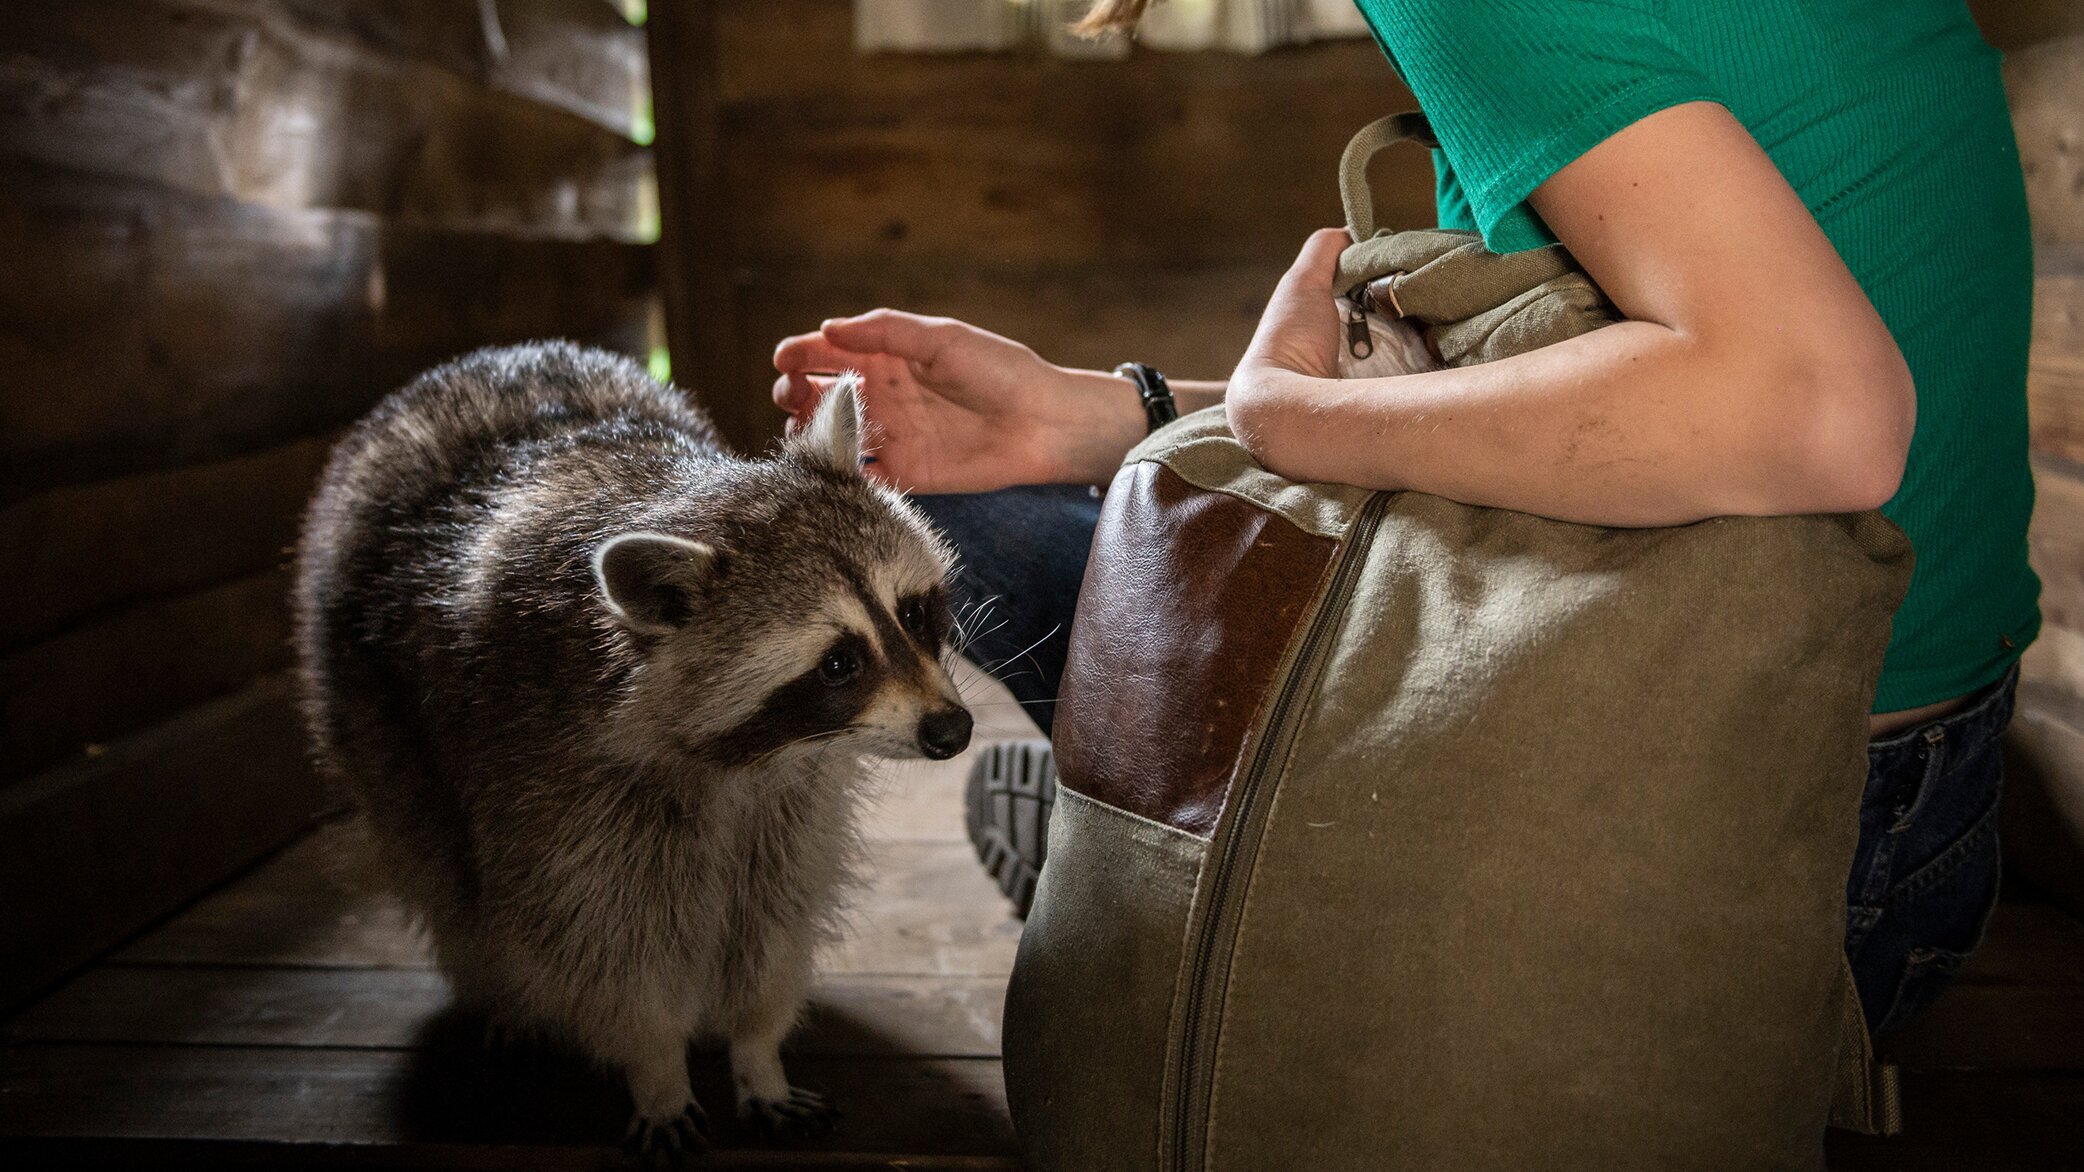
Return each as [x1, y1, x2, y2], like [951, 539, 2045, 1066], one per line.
[592, 532, 717, 635]
[787, 371, 864, 476]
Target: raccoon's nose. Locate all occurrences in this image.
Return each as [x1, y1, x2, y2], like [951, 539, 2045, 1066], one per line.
[917, 708, 973, 760]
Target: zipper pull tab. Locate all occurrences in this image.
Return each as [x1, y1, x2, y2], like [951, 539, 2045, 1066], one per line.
[1343, 285, 1374, 360]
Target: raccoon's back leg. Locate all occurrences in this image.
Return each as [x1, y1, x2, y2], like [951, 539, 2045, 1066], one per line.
[307, 642, 482, 954]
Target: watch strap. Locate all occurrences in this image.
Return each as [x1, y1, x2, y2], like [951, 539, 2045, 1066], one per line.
[1114, 362, 1179, 434]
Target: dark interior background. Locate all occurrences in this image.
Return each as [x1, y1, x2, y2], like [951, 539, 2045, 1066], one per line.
[2, 0, 2081, 1011]
[0, 0, 655, 1007]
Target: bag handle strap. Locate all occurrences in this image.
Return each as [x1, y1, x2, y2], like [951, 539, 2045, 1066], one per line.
[1338, 111, 1438, 242]
[1829, 953, 1903, 1136]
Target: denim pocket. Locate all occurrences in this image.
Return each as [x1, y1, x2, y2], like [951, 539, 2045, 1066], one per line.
[1879, 946, 1969, 1034]
[1861, 800, 2002, 1029]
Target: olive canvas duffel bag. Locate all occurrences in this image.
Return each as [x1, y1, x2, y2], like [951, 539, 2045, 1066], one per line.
[1000, 114, 1914, 1171]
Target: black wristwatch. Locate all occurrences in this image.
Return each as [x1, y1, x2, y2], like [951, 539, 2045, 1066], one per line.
[1114, 362, 1179, 434]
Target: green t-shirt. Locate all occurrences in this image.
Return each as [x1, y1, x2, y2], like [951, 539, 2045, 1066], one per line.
[1353, 0, 2040, 711]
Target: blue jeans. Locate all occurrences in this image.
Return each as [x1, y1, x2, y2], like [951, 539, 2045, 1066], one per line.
[914, 486, 2013, 1034]
[1846, 666, 2013, 1032]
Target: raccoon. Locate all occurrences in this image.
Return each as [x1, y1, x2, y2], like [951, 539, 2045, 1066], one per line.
[292, 342, 971, 1158]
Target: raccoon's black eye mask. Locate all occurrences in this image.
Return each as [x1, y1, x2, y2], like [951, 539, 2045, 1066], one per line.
[898, 589, 952, 648]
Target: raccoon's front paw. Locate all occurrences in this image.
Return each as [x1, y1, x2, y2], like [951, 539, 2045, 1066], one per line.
[623, 1100, 710, 1166]
[738, 1086, 840, 1140]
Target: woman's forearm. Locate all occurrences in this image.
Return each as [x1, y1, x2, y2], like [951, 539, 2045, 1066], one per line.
[1228, 317, 1911, 528]
[1169, 378, 1228, 414]
[1045, 368, 1229, 485]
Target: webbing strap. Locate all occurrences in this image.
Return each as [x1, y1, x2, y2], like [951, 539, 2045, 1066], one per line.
[1336, 111, 1436, 243]
[1829, 953, 1903, 1136]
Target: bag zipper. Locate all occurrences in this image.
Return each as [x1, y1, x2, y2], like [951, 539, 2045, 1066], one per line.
[1166, 490, 1392, 1171]
[1343, 281, 1375, 359]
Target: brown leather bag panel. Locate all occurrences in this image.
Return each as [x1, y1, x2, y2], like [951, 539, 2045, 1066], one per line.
[1053, 461, 1337, 838]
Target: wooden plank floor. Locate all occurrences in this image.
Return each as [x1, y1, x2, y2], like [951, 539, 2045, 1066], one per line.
[4, 658, 2083, 1167]
[0, 667, 1042, 1170]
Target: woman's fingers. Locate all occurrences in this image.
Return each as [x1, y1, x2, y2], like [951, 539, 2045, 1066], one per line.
[778, 310, 950, 372]
[773, 325, 887, 418]
[1241, 228, 1352, 382]
[773, 370, 832, 418]
[772, 331, 857, 377]
[1279, 227, 1350, 294]
[821, 309, 956, 364]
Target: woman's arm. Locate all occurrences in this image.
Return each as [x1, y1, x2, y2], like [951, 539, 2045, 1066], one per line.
[771, 312, 1230, 492]
[1162, 379, 1228, 414]
[1227, 101, 1916, 527]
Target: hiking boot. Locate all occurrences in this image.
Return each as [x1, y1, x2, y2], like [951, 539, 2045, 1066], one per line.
[963, 740, 1056, 918]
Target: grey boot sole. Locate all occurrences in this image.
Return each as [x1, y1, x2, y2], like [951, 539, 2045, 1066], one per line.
[963, 740, 1056, 918]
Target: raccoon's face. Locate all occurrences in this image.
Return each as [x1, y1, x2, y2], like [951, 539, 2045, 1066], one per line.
[592, 377, 973, 769]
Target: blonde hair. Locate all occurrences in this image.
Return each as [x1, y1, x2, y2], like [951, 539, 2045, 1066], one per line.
[1072, 0, 1158, 36]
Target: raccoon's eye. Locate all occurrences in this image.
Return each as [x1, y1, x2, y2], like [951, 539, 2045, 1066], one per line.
[818, 648, 860, 686]
[899, 599, 929, 639]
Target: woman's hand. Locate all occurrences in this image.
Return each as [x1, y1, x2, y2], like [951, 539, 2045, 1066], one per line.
[772, 310, 1145, 493]
[1225, 228, 1352, 462]
[1235, 228, 1351, 384]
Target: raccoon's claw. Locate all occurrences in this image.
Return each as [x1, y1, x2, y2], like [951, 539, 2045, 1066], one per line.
[623, 1101, 711, 1166]
[739, 1086, 841, 1140]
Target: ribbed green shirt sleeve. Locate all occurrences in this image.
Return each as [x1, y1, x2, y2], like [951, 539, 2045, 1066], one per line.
[1355, 0, 1721, 253]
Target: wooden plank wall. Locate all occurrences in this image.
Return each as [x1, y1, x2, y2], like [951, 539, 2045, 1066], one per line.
[656, 2, 2084, 914]
[0, 0, 654, 1009]
[648, 0, 1434, 453]
[1981, 0, 2084, 917]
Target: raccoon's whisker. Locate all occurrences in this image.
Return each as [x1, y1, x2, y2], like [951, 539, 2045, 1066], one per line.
[949, 597, 988, 639]
[946, 654, 993, 685]
[944, 647, 1004, 699]
[964, 697, 1060, 708]
[978, 623, 1062, 676]
[962, 618, 1013, 649]
[954, 594, 1002, 628]
[981, 623, 1061, 668]
[960, 603, 1006, 631]
[744, 727, 854, 769]
[772, 728, 852, 756]
[741, 753, 856, 804]
[975, 625, 1050, 671]
[949, 597, 1008, 657]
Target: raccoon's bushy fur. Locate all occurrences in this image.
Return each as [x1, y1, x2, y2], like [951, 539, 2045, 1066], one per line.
[292, 342, 969, 1155]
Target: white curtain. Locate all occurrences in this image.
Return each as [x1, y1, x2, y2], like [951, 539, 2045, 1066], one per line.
[854, 0, 1371, 57]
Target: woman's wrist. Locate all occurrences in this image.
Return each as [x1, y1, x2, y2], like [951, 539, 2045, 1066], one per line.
[1033, 363, 1233, 486]
[1042, 364, 1151, 485]
[1167, 378, 1228, 415]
